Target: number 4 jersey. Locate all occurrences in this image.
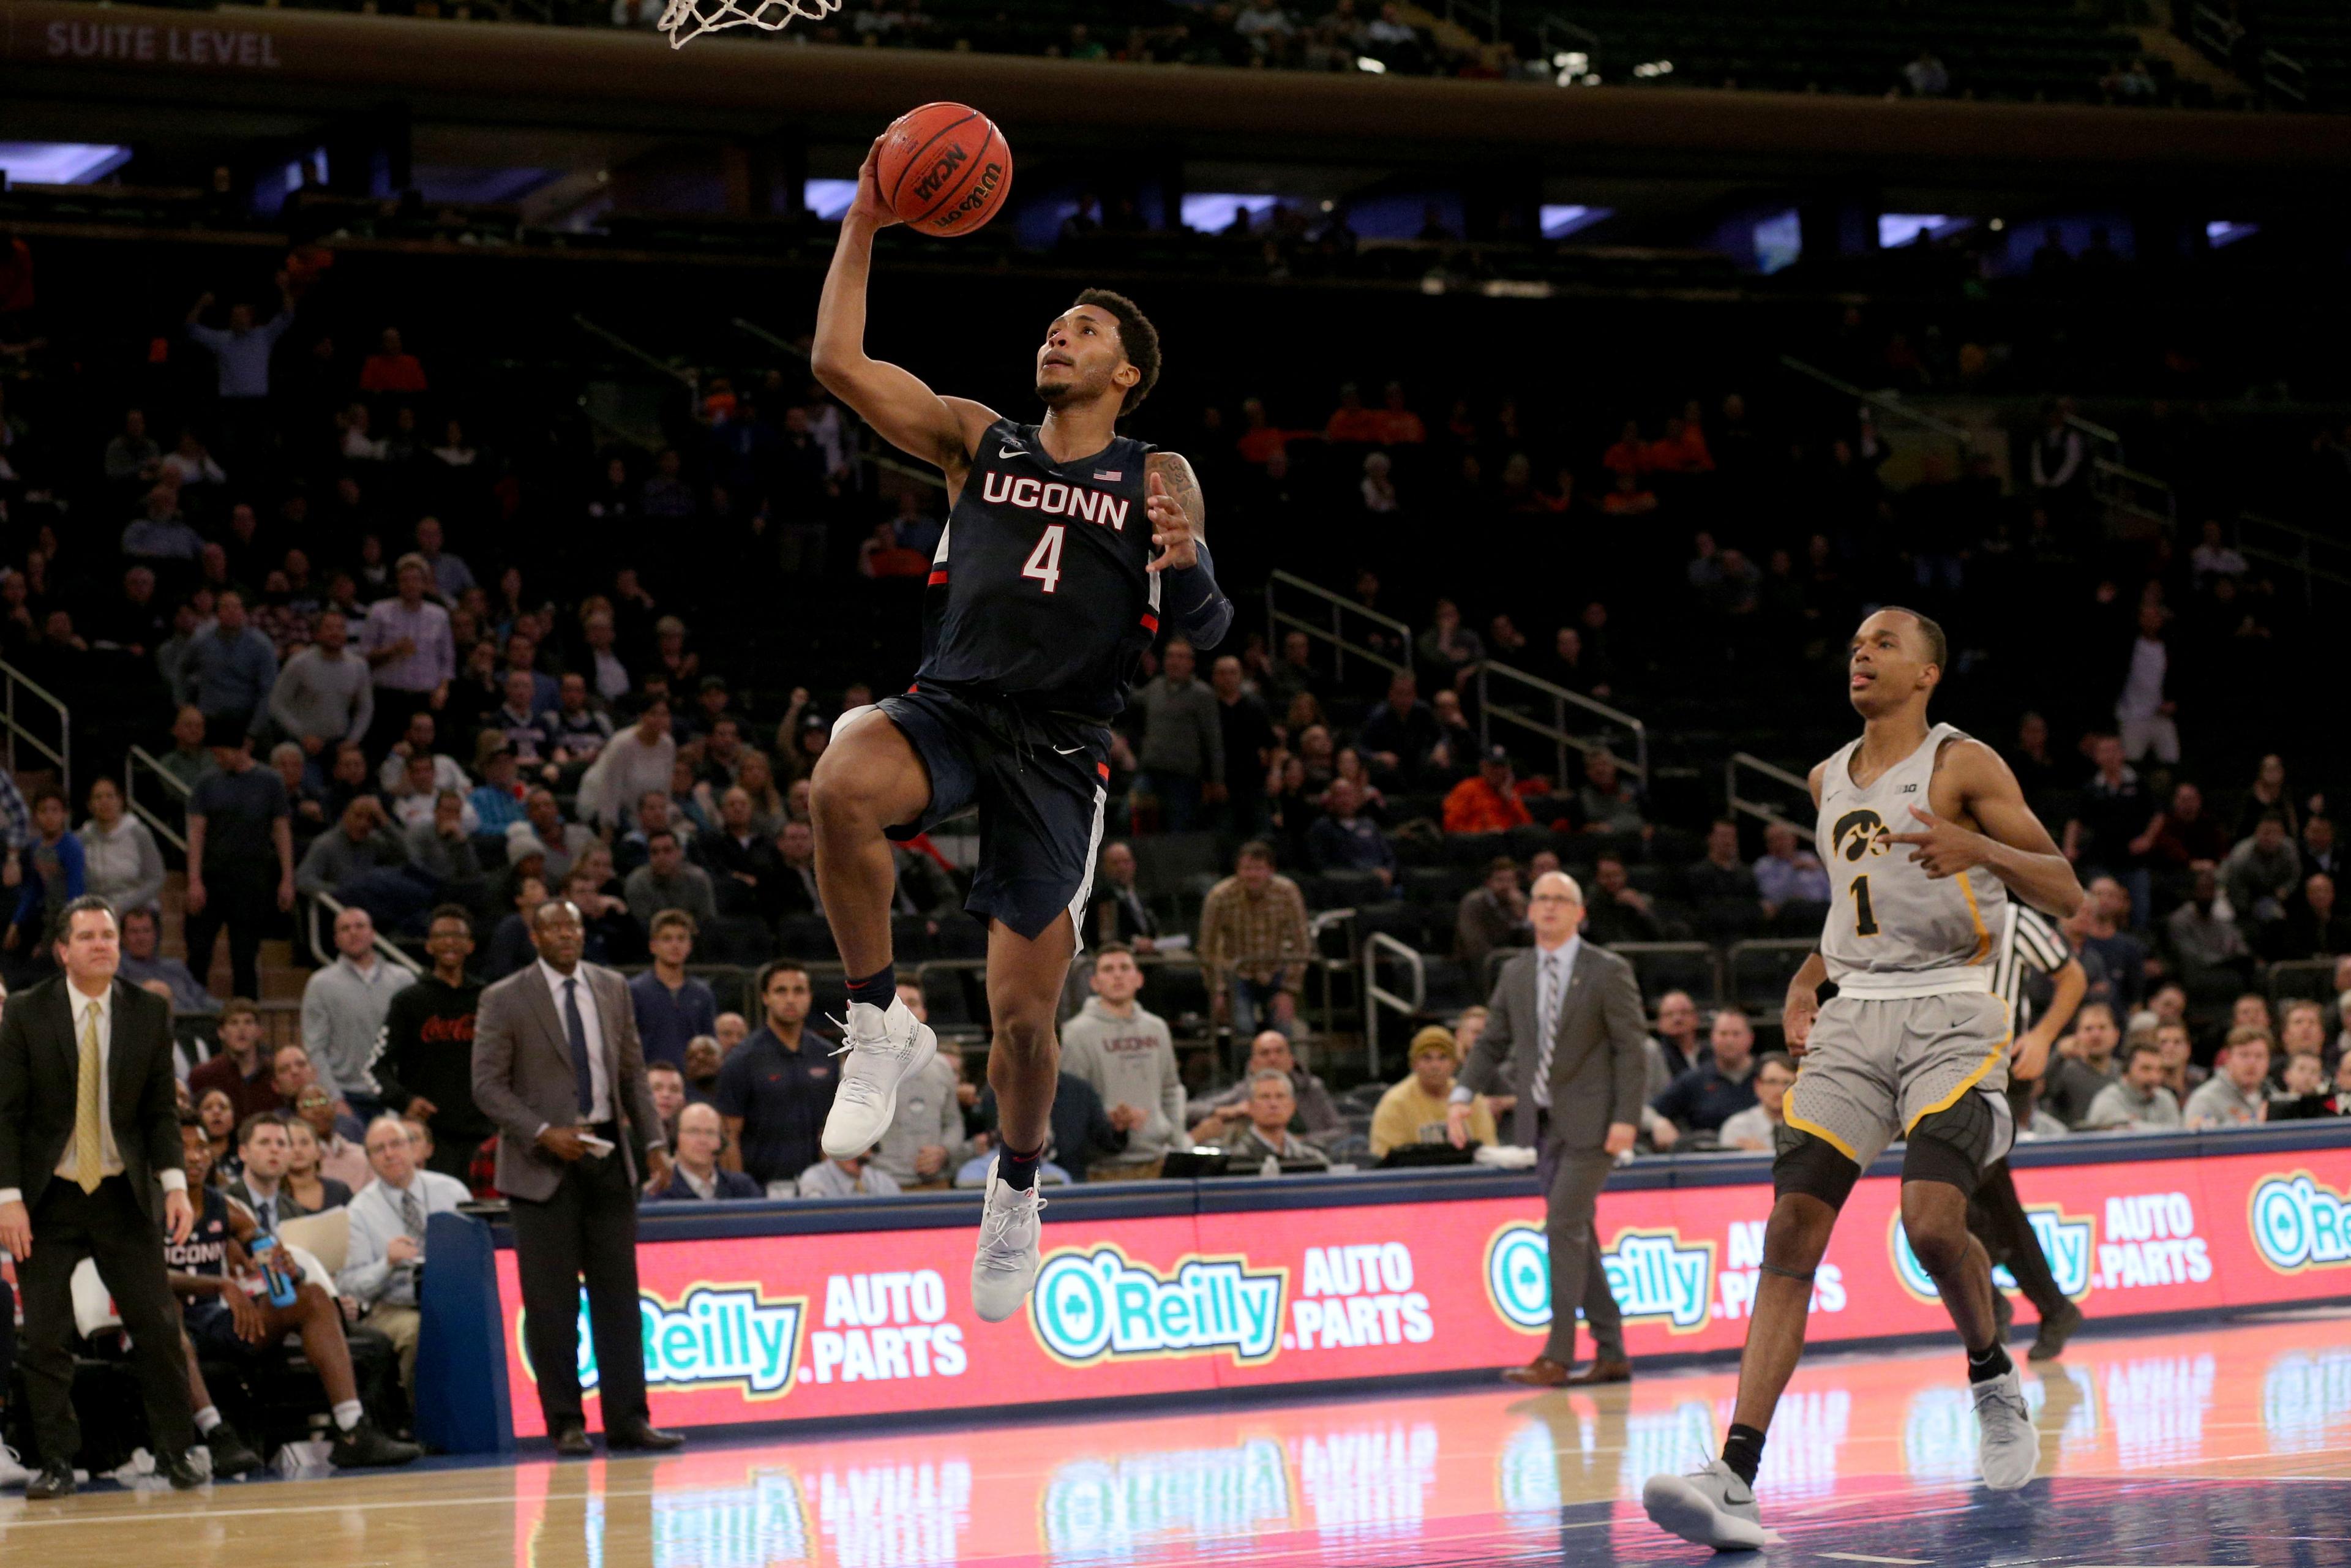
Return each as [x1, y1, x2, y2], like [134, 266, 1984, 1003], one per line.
[1815, 721, 2009, 997]
[916, 418, 1161, 721]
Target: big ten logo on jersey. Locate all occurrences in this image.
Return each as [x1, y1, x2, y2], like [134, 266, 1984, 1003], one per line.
[1889, 1204, 2091, 1302]
[806, 1269, 966, 1385]
[1029, 1245, 1285, 1366]
[1483, 1221, 1721, 1333]
[1283, 1244, 1434, 1351]
[1042, 1439, 1291, 1557]
[1828, 808, 1891, 863]
[2249, 1170, 2351, 1273]
[560, 1283, 805, 1397]
[1719, 1218, 1847, 1319]
[980, 471, 1133, 531]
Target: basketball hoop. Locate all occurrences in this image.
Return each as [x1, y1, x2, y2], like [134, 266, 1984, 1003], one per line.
[656, 0, 841, 49]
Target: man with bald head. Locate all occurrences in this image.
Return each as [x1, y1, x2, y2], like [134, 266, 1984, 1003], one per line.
[1453, 870, 1648, 1389]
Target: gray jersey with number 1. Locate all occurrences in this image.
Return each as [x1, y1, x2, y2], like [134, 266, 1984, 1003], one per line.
[1816, 721, 2008, 997]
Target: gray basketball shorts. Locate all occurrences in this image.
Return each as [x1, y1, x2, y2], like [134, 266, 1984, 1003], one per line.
[1783, 991, 2011, 1170]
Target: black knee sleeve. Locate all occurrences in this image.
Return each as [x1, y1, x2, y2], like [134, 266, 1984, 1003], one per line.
[1771, 1126, 1861, 1210]
[1902, 1090, 2006, 1196]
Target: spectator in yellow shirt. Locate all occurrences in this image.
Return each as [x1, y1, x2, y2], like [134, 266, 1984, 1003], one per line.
[1370, 1025, 1497, 1157]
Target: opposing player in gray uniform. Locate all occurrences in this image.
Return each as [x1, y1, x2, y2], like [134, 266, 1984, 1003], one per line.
[1644, 608, 2085, 1550]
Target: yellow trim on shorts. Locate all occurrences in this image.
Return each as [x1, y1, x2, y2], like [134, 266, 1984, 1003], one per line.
[1957, 874, 1991, 966]
[1781, 1081, 1860, 1162]
[1902, 1030, 2011, 1134]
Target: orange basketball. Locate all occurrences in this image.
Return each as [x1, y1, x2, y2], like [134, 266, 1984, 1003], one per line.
[876, 102, 1013, 238]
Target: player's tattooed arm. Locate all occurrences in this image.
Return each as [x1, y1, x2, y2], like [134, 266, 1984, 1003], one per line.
[1143, 451, 1204, 572]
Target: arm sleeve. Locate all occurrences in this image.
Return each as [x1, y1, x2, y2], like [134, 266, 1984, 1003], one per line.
[1163, 539, 1233, 647]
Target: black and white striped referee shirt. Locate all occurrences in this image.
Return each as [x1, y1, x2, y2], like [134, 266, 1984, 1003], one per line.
[1990, 902, 2072, 1033]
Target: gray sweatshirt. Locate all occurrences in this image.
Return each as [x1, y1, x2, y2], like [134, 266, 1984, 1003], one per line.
[1136, 674, 1224, 782]
[268, 645, 375, 745]
[868, 1055, 967, 1187]
[1059, 996, 1185, 1166]
[78, 815, 165, 915]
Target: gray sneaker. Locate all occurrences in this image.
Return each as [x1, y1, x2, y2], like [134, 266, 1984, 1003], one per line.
[1643, 1458, 1766, 1551]
[1973, 1367, 2036, 1490]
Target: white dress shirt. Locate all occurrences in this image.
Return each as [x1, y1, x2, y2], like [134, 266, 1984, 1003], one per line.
[1, 981, 187, 1206]
[336, 1168, 473, 1308]
[539, 958, 612, 1122]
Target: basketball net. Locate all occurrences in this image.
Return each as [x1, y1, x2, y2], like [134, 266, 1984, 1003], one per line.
[656, 0, 841, 48]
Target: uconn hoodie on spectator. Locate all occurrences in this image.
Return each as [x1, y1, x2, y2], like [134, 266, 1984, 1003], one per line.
[1058, 996, 1186, 1168]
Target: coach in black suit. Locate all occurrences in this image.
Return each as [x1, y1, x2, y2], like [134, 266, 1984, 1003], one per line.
[0, 896, 203, 1497]
[473, 898, 683, 1457]
[1451, 870, 1649, 1389]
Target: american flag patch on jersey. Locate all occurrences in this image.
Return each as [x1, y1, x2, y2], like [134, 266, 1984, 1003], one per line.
[1093, 470, 1122, 481]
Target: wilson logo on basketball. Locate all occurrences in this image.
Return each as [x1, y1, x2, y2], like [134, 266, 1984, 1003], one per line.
[932, 160, 1007, 228]
[912, 144, 967, 203]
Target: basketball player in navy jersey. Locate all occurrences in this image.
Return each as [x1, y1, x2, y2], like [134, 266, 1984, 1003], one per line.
[809, 135, 1232, 1321]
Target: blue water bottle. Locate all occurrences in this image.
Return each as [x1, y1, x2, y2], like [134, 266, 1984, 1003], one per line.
[250, 1236, 299, 1308]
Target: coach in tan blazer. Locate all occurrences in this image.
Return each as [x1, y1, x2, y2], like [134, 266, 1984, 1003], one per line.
[473, 898, 680, 1456]
[1452, 870, 1648, 1389]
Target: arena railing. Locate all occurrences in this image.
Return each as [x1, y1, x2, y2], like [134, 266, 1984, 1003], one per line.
[2263, 958, 2340, 1007]
[1474, 658, 1647, 788]
[2262, 48, 2309, 105]
[1727, 752, 1815, 844]
[302, 890, 427, 978]
[1777, 355, 1973, 453]
[0, 657, 70, 801]
[1267, 570, 1412, 686]
[1362, 929, 1424, 1079]
[2236, 511, 2351, 610]
[125, 745, 190, 852]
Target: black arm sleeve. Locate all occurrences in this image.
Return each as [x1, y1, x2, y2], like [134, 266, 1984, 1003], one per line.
[1162, 539, 1234, 648]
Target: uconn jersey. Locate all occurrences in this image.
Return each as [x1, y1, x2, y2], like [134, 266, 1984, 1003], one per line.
[918, 419, 1160, 721]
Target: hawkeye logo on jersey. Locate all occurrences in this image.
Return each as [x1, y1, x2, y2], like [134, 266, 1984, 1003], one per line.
[2250, 1171, 2351, 1273]
[1030, 1245, 1285, 1366]
[1891, 1205, 2093, 1303]
[1485, 1221, 1715, 1332]
[980, 471, 1133, 531]
[1831, 808, 1892, 861]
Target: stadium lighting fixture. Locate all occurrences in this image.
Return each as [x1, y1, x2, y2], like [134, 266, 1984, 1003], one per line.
[0, 142, 131, 185]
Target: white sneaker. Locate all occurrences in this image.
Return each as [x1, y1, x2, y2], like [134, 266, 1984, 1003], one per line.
[1643, 1458, 1766, 1551]
[822, 996, 938, 1160]
[0, 1441, 31, 1489]
[970, 1158, 1046, 1323]
[1974, 1367, 2036, 1490]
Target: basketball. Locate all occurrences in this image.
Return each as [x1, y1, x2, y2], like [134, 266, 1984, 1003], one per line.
[876, 102, 1013, 237]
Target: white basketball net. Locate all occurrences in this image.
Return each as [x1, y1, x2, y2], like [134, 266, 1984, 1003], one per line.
[657, 0, 841, 48]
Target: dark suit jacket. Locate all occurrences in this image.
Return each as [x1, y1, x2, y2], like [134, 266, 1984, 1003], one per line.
[0, 975, 182, 1219]
[1460, 940, 1648, 1152]
[471, 960, 664, 1203]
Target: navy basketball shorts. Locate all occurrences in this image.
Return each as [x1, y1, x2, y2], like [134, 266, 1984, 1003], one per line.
[868, 688, 1110, 944]
[186, 1298, 269, 1360]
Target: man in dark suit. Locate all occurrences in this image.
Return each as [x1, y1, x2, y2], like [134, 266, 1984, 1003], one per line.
[1452, 870, 1648, 1389]
[472, 898, 683, 1457]
[0, 895, 204, 1496]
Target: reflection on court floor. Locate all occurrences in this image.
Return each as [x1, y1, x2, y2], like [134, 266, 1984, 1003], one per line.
[6, 1316, 2349, 1567]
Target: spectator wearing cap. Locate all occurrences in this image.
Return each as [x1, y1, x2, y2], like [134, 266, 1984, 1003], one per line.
[359, 553, 456, 756]
[186, 718, 294, 1001]
[650, 1103, 762, 1201]
[1371, 1026, 1496, 1156]
[628, 909, 718, 1070]
[578, 696, 678, 833]
[1443, 747, 1533, 835]
[178, 589, 279, 737]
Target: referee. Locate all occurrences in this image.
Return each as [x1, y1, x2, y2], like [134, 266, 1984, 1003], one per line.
[1971, 900, 2087, 1360]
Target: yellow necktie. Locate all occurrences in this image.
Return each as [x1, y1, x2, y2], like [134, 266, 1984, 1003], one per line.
[73, 1002, 103, 1194]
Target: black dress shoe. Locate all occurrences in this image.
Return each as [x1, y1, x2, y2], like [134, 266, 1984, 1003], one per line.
[24, 1460, 76, 1500]
[551, 1423, 594, 1458]
[604, 1420, 686, 1452]
[206, 1424, 265, 1479]
[159, 1450, 208, 1490]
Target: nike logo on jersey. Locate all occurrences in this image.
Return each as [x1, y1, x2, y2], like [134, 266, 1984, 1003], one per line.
[1053, 745, 1088, 756]
[979, 471, 1133, 531]
[998, 441, 1027, 457]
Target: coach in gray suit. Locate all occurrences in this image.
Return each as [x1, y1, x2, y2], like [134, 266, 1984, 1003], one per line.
[1450, 869, 1648, 1387]
[473, 898, 681, 1457]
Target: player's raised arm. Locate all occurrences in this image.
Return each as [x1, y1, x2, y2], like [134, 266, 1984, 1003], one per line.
[1142, 451, 1233, 646]
[1886, 741, 2083, 918]
[812, 136, 999, 487]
